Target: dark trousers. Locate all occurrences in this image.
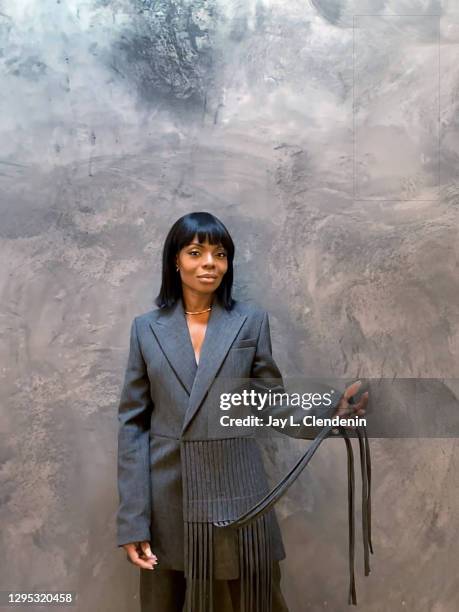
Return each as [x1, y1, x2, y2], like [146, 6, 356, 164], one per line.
[139, 561, 290, 612]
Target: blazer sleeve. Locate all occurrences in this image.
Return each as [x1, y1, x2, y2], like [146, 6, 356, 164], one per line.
[116, 317, 153, 547]
[250, 310, 343, 439]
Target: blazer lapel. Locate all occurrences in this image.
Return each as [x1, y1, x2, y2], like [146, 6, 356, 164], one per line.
[182, 300, 247, 435]
[148, 300, 197, 395]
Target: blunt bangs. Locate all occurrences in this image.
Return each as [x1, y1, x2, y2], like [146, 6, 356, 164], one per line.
[174, 214, 234, 256]
[154, 212, 235, 310]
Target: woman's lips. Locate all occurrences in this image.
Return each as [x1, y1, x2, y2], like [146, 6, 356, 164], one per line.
[197, 276, 217, 282]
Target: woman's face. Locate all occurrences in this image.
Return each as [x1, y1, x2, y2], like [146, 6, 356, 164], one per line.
[176, 235, 228, 296]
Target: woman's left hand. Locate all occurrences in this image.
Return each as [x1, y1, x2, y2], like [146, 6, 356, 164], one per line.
[333, 380, 369, 428]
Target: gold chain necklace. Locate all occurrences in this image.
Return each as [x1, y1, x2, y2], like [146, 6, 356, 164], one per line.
[184, 306, 212, 315]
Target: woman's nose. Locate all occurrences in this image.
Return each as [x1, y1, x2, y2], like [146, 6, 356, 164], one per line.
[203, 253, 216, 267]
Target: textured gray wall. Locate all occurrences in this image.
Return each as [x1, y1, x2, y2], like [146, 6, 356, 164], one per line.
[0, 1, 458, 610]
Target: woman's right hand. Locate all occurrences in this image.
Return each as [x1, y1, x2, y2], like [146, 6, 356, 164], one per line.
[123, 541, 158, 570]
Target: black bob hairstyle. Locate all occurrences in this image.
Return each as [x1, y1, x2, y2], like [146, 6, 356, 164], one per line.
[155, 212, 235, 310]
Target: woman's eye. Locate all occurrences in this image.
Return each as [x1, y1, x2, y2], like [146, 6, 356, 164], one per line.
[187, 249, 226, 257]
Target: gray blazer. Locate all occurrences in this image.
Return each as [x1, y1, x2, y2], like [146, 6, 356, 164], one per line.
[116, 297, 341, 577]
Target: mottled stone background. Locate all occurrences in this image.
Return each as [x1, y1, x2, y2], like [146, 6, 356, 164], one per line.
[1, 0, 458, 610]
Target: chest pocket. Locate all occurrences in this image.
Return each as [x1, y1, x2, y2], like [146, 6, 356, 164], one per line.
[232, 337, 257, 349]
[228, 342, 257, 377]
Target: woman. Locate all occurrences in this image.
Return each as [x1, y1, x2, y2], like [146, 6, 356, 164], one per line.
[116, 212, 368, 612]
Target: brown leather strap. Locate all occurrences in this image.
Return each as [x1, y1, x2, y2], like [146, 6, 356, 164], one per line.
[215, 424, 373, 606]
[340, 425, 357, 605]
[364, 425, 374, 555]
[214, 424, 333, 528]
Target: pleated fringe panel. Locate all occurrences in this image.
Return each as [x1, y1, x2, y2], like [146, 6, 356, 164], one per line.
[184, 521, 214, 612]
[182, 437, 274, 612]
[181, 428, 374, 609]
[238, 514, 273, 612]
